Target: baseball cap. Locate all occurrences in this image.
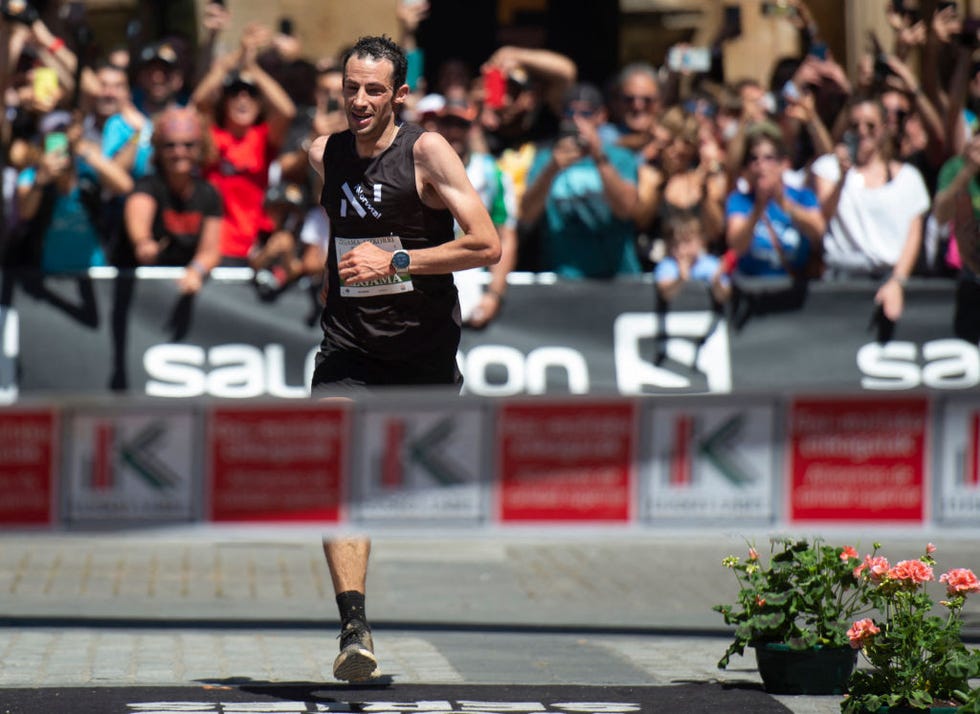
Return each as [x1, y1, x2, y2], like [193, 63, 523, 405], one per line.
[222, 71, 259, 96]
[138, 41, 179, 68]
[562, 83, 605, 112]
[438, 96, 477, 123]
[39, 110, 71, 135]
[415, 93, 446, 118]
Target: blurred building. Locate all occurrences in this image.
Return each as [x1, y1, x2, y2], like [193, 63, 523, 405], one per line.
[55, 0, 980, 95]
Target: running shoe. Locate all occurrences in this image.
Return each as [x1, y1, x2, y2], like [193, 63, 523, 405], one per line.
[333, 618, 379, 682]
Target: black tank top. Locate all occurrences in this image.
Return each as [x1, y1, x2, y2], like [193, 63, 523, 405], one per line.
[319, 123, 460, 360]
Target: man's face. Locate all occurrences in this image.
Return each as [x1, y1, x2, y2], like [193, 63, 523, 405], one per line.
[342, 55, 406, 141]
[95, 67, 129, 119]
[138, 60, 180, 104]
[435, 116, 470, 158]
[316, 70, 343, 111]
[158, 122, 202, 175]
[617, 73, 660, 133]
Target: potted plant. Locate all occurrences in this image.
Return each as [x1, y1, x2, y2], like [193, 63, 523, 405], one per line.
[842, 544, 980, 713]
[714, 536, 873, 694]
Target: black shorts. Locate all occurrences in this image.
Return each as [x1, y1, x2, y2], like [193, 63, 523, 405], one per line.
[310, 344, 462, 398]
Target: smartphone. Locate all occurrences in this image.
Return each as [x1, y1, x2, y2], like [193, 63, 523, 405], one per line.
[278, 17, 293, 36]
[809, 41, 828, 60]
[326, 96, 340, 113]
[667, 46, 712, 73]
[761, 1, 798, 18]
[483, 67, 506, 109]
[33, 67, 59, 105]
[843, 130, 859, 164]
[44, 131, 69, 156]
[781, 80, 801, 103]
[723, 5, 742, 39]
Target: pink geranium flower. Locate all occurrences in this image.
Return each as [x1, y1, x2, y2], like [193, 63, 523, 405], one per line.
[854, 555, 891, 583]
[939, 568, 980, 596]
[847, 618, 880, 649]
[840, 546, 859, 561]
[887, 559, 934, 585]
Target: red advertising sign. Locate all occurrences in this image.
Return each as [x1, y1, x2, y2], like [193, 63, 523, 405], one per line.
[0, 409, 57, 526]
[789, 397, 928, 522]
[208, 405, 348, 522]
[497, 401, 636, 522]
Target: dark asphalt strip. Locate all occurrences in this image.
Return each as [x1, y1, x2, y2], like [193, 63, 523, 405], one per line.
[0, 682, 792, 713]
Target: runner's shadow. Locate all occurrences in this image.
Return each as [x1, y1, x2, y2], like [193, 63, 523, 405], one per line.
[198, 677, 395, 698]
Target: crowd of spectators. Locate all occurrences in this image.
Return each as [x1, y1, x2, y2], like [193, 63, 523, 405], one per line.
[0, 0, 978, 335]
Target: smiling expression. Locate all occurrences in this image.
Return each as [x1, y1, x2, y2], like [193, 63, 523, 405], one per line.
[342, 55, 408, 147]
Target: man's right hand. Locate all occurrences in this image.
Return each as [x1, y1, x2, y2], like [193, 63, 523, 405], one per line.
[134, 240, 160, 265]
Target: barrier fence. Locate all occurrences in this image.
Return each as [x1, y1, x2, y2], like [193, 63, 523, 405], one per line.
[2, 388, 979, 531]
[1, 270, 977, 531]
[1, 269, 976, 400]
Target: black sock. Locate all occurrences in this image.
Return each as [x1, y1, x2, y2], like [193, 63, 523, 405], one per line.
[336, 590, 367, 626]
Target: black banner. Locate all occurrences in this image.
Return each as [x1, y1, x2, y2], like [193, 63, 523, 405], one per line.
[1, 270, 972, 400]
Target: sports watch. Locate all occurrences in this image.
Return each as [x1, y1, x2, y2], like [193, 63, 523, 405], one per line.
[390, 249, 411, 276]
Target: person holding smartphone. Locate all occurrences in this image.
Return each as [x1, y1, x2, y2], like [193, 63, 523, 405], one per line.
[14, 112, 133, 272]
[811, 94, 930, 322]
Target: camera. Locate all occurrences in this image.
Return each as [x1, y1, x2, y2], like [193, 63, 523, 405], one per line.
[558, 118, 589, 152]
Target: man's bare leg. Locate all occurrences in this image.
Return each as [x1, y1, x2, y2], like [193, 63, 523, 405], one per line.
[323, 536, 378, 682]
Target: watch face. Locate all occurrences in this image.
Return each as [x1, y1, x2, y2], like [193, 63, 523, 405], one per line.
[392, 251, 410, 270]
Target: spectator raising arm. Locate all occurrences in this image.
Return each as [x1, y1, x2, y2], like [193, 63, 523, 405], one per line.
[191, 22, 296, 146]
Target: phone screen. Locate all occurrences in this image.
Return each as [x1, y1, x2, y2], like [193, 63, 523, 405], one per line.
[483, 67, 506, 109]
[33, 67, 59, 105]
[44, 131, 69, 156]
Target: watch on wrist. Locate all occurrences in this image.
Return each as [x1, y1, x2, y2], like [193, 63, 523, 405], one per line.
[391, 249, 411, 276]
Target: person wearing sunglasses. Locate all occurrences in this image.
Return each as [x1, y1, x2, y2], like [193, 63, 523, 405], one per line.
[123, 107, 222, 295]
[725, 124, 825, 279]
[599, 62, 663, 158]
[191, 22, 296, 267]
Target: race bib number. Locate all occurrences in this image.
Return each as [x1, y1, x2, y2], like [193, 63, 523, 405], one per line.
[336, 235, 414, 298]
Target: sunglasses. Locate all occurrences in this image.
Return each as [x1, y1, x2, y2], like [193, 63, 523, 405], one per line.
[564, 108, 597, 119]
[162, 141, 198, 150]
[622, 94, 658, 107]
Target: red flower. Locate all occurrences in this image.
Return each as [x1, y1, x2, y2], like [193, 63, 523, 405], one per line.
[887, 559, 934, 586]
[939, 568, 980, 596]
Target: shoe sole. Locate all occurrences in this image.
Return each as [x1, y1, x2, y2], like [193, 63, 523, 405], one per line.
[333, 646, 379, 682]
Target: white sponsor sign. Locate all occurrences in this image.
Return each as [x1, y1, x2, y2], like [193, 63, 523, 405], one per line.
[64, 409, 198, 524]
[642, 402, 776, 523]
[935, 398, 980, 524]
[350, 404, 488, 522]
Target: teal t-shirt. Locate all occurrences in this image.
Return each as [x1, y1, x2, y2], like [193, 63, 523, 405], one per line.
[18, 168, 106, 273]
[528, 143, 641, 278]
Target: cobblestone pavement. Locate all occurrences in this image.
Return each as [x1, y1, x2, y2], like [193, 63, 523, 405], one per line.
[2, 528, 978, 714]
